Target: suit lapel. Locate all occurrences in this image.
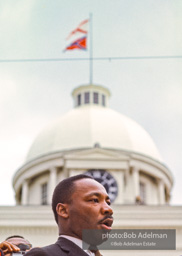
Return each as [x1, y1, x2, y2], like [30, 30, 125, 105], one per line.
[56, 237, 89, 256]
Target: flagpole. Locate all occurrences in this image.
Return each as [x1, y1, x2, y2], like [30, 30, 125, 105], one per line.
[89, 13, 93, 85]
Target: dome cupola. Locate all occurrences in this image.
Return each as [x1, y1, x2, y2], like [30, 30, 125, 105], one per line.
[72, 84, 111, 108]
[25, 83, 163, 163]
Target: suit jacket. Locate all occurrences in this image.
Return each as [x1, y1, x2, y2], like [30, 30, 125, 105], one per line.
[25, 237, 89, 256]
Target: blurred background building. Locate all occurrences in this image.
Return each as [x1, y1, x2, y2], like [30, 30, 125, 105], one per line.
[0, 84, 181, 256]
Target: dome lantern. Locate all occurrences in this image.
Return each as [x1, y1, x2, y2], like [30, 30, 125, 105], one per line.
[72, 84, 111, 108]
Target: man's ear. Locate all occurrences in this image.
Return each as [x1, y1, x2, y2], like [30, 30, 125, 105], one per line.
[56, 203, 69, 219]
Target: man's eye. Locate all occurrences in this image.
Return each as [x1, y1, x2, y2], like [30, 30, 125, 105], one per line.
[107, 201, 111, 206]
[90, 198, 99, 203]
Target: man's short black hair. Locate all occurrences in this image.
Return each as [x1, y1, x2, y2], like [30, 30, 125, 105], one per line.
[52, 174, 94, 223]
[6, 235, 25, 240]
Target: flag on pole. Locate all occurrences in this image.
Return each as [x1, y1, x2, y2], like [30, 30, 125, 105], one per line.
[66, 19, 89, 40]
[64, 19, 89, 51]
[65, 36, 87, 51]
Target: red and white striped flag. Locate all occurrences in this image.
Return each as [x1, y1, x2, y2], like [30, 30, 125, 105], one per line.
[66, 19, 89, 40]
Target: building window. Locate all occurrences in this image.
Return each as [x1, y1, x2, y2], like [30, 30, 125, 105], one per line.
[93, 92, 99, 104]
[139, 182, 146, 204]
[84, 92, 90, 104]
[41, 183, 48, 205]
[102, 94, 105, 106]
[77, 94, 81, 106]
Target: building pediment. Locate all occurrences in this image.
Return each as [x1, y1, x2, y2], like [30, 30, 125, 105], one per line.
[64, 148, 130, 161]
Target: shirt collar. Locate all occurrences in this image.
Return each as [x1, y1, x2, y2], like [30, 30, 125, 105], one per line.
[59, 235, 95, 256]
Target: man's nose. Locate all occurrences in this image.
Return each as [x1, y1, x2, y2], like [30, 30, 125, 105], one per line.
[101, 202, 113, 215]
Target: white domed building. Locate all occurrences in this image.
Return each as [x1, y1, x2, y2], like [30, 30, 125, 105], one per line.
[13, 84, 172, 207]
[0, 84, 181, 256]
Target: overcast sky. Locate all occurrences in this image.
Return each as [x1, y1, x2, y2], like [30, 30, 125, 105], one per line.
[0, 0, 182, 205]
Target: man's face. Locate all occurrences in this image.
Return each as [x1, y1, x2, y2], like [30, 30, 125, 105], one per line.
[66, 178, 113, 239]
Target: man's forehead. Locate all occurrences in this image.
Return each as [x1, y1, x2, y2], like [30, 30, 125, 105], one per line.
[74, 178, 108, 195]
[75, 178, 103, 187]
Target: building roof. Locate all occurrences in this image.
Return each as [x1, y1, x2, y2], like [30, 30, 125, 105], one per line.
[26, 104, 162, 163]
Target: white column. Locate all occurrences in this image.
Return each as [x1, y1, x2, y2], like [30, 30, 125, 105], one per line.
[99, 92, 102, 106]
[63, 158, 69, 178]
[90, 90, 93, 104]
[133, 167, 140, 200]
[158, 179, 165, 205]
[119, 171, 124, 204]
[21, 180, 28, 205]
[48, 167, 57, 204]
[81, 92, 84, 105]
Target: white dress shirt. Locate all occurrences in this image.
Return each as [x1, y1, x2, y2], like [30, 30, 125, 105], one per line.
[60, 235, 95, 256]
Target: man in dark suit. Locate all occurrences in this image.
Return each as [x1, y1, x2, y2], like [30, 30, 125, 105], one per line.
[26, 174, 113, 256]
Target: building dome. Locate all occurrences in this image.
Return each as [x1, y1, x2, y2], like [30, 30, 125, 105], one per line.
[13, 84, 173, 207]
[26, 84, 162, 163]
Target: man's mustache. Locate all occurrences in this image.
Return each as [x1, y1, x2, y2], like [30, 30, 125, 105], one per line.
[98, 215, 113, 224]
